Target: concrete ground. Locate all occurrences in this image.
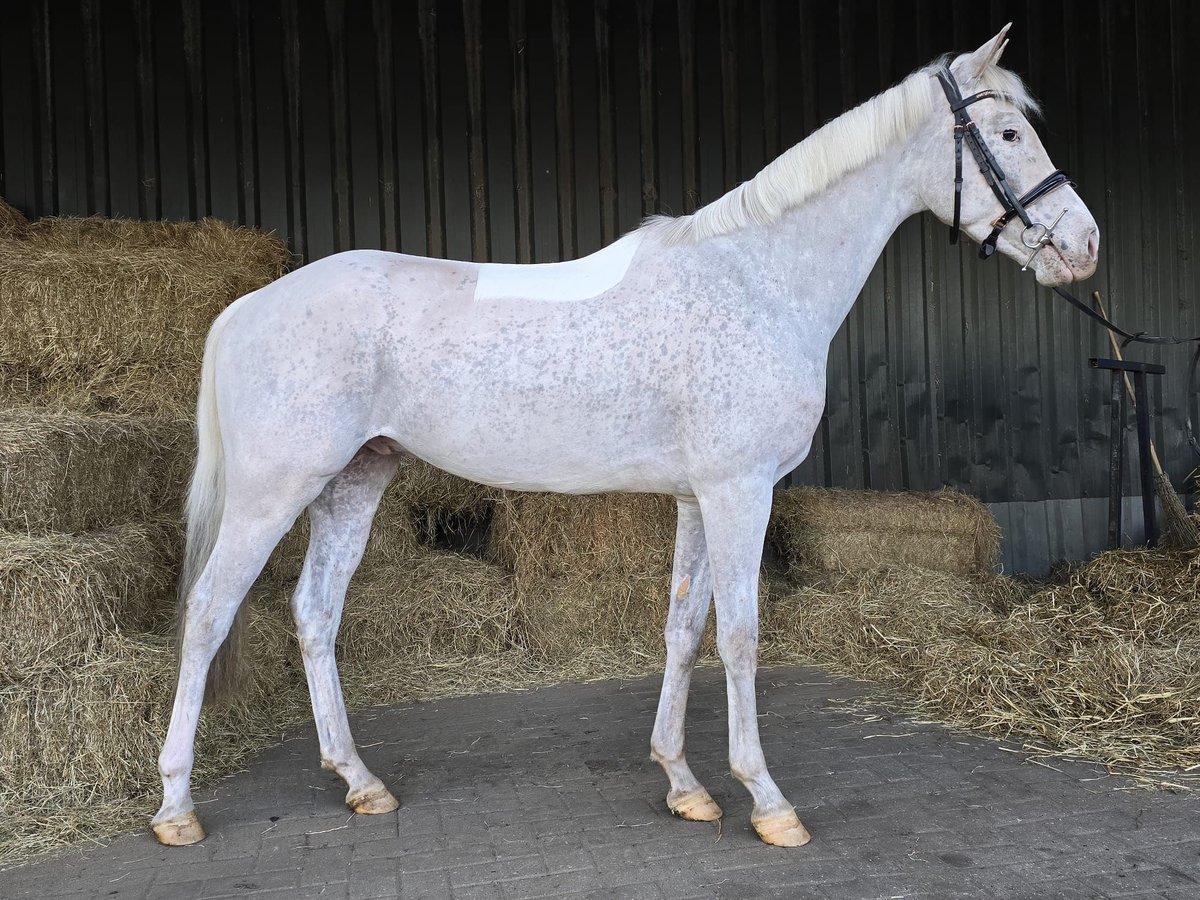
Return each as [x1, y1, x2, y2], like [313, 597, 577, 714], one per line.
[3, 665, 1198, 900]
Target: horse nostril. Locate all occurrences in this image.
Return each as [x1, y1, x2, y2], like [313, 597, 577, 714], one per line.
[1087, 230, 1099, 263]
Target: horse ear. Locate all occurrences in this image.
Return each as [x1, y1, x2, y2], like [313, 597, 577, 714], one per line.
[957, 23, 1012, 81]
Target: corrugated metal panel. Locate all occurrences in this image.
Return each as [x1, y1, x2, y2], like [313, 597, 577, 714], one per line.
[2, 0, 1199, 512]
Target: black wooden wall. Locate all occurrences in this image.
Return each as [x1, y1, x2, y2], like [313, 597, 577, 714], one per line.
[2, 0, 1198, 510]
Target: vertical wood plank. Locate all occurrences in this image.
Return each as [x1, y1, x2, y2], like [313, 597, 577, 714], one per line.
[81, 0, 108, 214]
[549, 0, 575, 259]
[234, 0, 258, 226]
[676, 0, 698, 213]
[35, 0, 58, 215]
[391, 0, 427, 256]
[280, 0, 307, 258]
[593, 0, 615, 246]
[0, 4, 35, 212]
[508, 0, 533, 262]
[462, 0, 489, 260]
[324, 0, 352, 251]
[372, 0, 397, 249]
[759, 0, 779, 165]
[418, 0, 445, 258]
[717, 0, 738, 189]
[181, 0, 208, 217]
[636, 0, 657, 219]
[131, 0, 157, 219]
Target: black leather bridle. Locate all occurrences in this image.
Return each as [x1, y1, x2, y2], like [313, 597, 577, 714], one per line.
[935, 66, 1075, 264]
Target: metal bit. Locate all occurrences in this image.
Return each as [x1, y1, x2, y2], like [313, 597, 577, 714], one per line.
[1021, 207, 1068, 270]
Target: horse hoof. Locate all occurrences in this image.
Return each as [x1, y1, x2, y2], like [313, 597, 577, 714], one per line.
[752, 809, 812, 847]
[667, 788, 723, 822]
[151, 811, 206, 846]
[348, 785, 399, 815]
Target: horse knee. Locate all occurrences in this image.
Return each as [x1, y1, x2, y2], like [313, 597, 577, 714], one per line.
[178, 611, 229, 659]
[664, 622, 703, 655]
[295, 621, 336, 658]
[716, 625, 758, 669]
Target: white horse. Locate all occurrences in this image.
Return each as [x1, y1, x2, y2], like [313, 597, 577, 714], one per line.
[152, 26, 1098, 848]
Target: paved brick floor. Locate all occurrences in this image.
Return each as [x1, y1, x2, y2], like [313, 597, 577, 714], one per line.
[3, 665, 1199, 899]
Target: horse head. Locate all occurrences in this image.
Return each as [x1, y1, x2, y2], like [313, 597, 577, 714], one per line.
[911, 25, 1100, 286]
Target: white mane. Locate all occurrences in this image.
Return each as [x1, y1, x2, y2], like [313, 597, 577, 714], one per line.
[642, 59, 1040, 246]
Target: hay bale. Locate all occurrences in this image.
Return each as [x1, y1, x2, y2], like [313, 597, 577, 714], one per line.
[488, 492, 677, 579]
[0, 409, 191, 532]
[0, 217, 290, 416]
[0, 524, 180, 669]
[761, 547, 1200, 776]
[769, 486, 1000, 578]
[397, 457, 494, 538]
[0, 196, 27, 237]
[1057, 548, 1200, 641]
[0, 609, 304, 840]
[487, 492, 772, 662]
[0, 361, 188, 416]
[486, 493, 675, 658]
[21, 215, 289, 264]
[338, 552, 515, 665]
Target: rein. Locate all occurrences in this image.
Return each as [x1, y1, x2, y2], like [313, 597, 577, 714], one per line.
[1051, 285, 1200, 459]
[937, 66, 1200, 461]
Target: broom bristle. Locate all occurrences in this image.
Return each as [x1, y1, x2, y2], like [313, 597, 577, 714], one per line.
[1155, 472, 1200, 551]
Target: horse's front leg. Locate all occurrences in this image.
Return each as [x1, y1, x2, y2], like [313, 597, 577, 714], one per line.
[699, 476, 811, 847]
[292, 449, 402, 814]
[650, 498, 722, 822]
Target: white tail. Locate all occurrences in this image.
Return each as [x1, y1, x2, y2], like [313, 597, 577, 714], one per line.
[176, 304, 240, 702]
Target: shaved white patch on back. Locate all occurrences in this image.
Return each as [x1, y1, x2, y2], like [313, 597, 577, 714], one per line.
[474, 233, 642, 302]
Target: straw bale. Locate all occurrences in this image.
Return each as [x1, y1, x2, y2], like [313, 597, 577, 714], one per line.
[21, 215, 290, 264]
[486, 492, 781, 660]
[396, 457, 494, 519]
[0, 196, 27, 237]
[0, 361, 189, 416]
[769, 486, 1000, 578]
[761, 547, 1200, 777]
[485, 493, 672, 656]
[0, 409, 191, 532]
[487, 492, 677, 578]
[0, 524, 180, 670]
[0, 217, 290, 416]
[338, 552, 515, 665]
[0, 608, 303, 825]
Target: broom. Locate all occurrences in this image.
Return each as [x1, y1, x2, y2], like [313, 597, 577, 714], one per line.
[1092, 291, 1199, 550]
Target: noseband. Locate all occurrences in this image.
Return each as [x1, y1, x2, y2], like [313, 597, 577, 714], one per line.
[936, 67, 1075, 265]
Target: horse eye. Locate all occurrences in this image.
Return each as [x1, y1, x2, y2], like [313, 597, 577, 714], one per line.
[1002, 128, 1019, 142]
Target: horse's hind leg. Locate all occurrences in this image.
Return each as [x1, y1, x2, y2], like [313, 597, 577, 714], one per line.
[651, 498, 722, 822]
[291, 448, 401, 814]
[152, 499, 304, 845]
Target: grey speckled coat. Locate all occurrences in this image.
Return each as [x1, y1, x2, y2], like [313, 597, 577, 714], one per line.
[150, 28, 1098, 849]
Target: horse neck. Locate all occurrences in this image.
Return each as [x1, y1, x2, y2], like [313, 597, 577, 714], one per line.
[725, 141, 924, 339]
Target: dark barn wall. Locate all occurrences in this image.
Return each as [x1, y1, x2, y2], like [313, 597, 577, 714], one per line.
[2, 1, 1199, 523]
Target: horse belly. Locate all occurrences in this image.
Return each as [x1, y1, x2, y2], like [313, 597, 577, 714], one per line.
[377, 343, 687, 495]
